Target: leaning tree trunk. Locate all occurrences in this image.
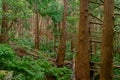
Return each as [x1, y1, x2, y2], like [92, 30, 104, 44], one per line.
[100, 0, 114, 80]
[56, 0, 68, 67]
[0, 1, 8, 43]
[75, 0, 90, 80]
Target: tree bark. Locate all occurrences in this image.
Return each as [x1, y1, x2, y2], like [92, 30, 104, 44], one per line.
[75, 0, 90, 80]
[0, 1, 8, 43]
[100, 0, 114, 80]
[56, 0, 68, 67]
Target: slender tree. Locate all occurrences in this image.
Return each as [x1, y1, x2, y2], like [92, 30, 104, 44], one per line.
[34, 2, 40, 51]
[35, 11, 39, 50]
[0, 0, 8, 43]
[56, 0, 68, 67]
[100, 0, 114, 80]
[75, 0, 90, 80]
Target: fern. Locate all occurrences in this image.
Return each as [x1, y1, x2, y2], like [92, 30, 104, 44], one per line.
[0, 44, 15, 60]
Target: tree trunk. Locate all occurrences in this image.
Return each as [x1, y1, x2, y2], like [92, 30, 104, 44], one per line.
[56, 0, 68, 67]
[35, 11, 39, 50]
[53, 24, 57, 52]
[0, 1, 8, 43]
[75, 0, 90, 80]
[100, 0, 114, 80]
[71, 39, 74, 53]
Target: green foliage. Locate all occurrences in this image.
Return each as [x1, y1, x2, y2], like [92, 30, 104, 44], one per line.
[28, 0, 63, 23]
[115, 0, 120, 7]
[113, 31, 120, 54]
[40, 41, 54, 52]
[51, 67, 72, 80]
[66, 41, 72, 52]
[91, 53, 100, 62]
[0, 44, 72, 80]
[68, 0, 80, 16]
[38, 0, 63, 23]
[7, 0, 32, 20]
[10, 57, 72, 80]
[113, 72, 120, 80]
[0, 71, 5, 79]
[114, 54, 120, 65]
[11, 38, 34, 51]
[65, 52, 74, 61]
[0, 44, 15, 60]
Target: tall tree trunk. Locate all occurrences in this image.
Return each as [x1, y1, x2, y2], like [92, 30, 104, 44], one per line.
[100, 0, 114, 80]
[35, 11, 39, 50]
[0, 1, 8, 43]
[75, 0, 90, 80]
[56, 0, 68, 67]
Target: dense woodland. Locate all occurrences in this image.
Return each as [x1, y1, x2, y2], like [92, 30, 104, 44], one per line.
[0, 0, 120, 80]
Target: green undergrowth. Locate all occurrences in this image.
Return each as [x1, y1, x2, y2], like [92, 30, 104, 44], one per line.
[0, 44, 72, 80]
[113, 53, 120, 80]
[10, 38, 74, 61]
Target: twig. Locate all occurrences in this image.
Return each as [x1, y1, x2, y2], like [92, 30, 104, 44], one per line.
[90, 40, 102, 43]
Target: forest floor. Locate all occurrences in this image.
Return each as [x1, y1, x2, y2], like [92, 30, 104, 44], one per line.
[0, 40, 120, 80]
[0, 42, 73, 80]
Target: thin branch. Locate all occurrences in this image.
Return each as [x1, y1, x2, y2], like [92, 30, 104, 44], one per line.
[89, 13, 103, 22]
[115, 6, 120, 10]
[99, 0, 104, 3]
[90, 21, 102, 25]
[115, 13, 120, 16]
[114, 65, 120, 68]
[90, 0, 120, 10]
[115, 24, 120, 26]
[89, 1, 103, 5]
[90, 40, 102, 43]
